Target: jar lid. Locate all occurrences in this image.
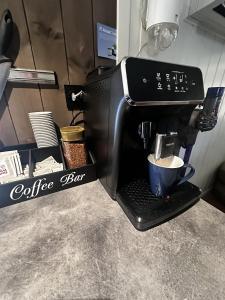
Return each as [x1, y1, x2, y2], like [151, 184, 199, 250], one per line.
[60, 126, 84, 142]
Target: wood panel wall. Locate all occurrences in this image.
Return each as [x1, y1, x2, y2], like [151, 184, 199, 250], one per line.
[0, 0, 116, 147]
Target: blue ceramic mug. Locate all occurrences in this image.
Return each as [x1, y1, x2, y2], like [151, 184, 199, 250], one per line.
[147, 154, 195, 197]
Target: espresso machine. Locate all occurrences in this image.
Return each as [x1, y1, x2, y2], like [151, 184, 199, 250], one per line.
[84, 57, 205, 231]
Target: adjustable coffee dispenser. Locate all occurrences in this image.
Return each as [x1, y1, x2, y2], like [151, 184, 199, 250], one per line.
[84, 57, 205, 231]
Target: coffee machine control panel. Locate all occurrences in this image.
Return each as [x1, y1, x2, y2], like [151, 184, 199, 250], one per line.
[153, 71, 190, 92]
[123, 57, 204, 103]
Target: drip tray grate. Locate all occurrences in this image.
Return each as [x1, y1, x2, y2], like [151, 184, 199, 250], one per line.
[117, 178, 201, 231]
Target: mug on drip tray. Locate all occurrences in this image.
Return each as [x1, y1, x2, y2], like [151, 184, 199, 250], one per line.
[147, 154, 195, 198]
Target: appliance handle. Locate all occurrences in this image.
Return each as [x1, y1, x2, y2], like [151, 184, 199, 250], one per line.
[0, 9, 13, 60]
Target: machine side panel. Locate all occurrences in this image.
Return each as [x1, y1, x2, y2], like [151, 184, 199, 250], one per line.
[84, 76, 112, 188]
[106, 69, 127, 198]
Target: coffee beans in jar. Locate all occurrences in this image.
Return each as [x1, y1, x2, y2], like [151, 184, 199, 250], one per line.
[62, 141, 87, 169]
[60, 126, 88, 169]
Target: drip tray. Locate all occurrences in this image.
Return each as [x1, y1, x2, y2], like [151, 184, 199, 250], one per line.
[116, 178, 201, 231]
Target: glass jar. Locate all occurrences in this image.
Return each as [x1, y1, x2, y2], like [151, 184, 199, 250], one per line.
[61, 126, 88, 169]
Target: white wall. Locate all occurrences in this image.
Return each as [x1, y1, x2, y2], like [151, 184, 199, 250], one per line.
[117, 0, 225, 192]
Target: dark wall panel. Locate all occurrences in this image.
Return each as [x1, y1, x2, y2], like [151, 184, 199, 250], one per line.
[0, 0, 43, 145]
[0, 0, 116, 147]
[23, 0, 72, 128]
[61, 0, 95, 84]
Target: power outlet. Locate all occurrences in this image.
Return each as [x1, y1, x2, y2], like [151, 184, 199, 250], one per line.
[64, 85, 85, 111]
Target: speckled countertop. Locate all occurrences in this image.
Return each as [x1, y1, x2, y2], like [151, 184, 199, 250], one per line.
[0, 180, 224, 300]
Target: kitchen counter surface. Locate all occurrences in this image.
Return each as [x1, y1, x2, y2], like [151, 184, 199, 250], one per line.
[0, 180, 224, 300]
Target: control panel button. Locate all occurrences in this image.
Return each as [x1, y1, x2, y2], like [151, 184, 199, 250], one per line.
[142, 78, 148, 84]
[157, 82, 163, 90]
[156, 73, 161, 81]
[172, 74, 178, 84]
[179, 74, 184, 83]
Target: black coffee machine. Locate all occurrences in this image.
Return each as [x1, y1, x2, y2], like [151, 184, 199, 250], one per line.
[84, 57, 205, 231]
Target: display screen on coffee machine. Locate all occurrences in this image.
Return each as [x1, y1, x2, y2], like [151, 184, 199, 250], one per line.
[125, 57, 204, 102]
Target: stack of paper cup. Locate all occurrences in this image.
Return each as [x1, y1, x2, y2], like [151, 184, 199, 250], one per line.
[29, 112, 59, 148]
